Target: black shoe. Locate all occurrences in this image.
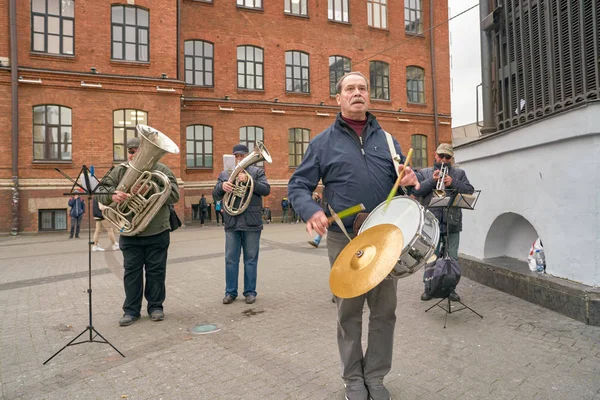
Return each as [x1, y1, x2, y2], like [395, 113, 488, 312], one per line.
[308, 240, 319, 248]
[421, 291, 432, 301]
[366, 382, 391, 400]
[119, 314, 139, 326]
[75, 235, 79, 238]
[332, 295, 336, 303]
[245, 295, 256, 304]
[68, 236, 73, 239]
[222, 294, 235, 304]
[449, 290, 461, 302]
[150, 310, 164, 321]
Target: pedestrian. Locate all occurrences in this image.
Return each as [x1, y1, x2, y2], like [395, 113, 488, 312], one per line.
[281, 197, 289, 223]
[96, 136, 180, 327]
[91, 198, 119, 251]
[199, 194, 208, 226]
[213, 144, 271, 305]
[214, 199, 223, 226]
[288, 71, 421, 400]
[68, 190, 85, 239]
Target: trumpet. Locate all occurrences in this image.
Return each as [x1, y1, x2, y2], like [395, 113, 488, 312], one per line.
[433, 163, 448, 198]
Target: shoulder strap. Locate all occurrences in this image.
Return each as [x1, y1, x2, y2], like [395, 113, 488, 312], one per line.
[384, 131, 399, 178]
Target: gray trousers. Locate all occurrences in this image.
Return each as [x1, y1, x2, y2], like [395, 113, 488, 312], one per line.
[327, 230, 399, 387]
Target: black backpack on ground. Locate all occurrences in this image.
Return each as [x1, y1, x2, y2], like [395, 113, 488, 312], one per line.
[424, 257, 462, 299]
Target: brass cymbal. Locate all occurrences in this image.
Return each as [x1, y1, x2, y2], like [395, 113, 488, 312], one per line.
[330, 224, 404, 299]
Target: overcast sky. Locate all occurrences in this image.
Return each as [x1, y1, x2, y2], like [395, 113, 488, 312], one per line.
[448, 0, 483, 127]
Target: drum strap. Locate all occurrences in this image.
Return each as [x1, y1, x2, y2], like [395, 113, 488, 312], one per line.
[383, 131, 400, 178]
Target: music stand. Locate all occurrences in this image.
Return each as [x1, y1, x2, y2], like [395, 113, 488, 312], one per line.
[44, 165, 125, 365]
[424, 190, 483, 328]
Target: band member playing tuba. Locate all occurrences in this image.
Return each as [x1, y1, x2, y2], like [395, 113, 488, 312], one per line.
[213, 143, 271, 305]
[96, 136, 179, 326]
[288, 72, 421, 400]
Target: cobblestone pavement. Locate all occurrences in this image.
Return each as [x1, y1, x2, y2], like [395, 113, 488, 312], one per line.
[0, 224, 599, 400]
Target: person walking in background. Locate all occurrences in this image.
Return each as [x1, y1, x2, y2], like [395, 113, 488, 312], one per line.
[199, 194, 208, 227]
[91, 198, 119, 252]
[213, 144, 271, 305]
[68, 191, 85, 239]
[281, 197, 289, 223]
[214, 199, 223, 226]
[308, 192, 323, 248]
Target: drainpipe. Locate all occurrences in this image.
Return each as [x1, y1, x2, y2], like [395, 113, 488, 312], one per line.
[177, 0, 180, 81]
[479, 0, 496, 133]
[429, 0, 440, 147]
[9, 0, 19, 235]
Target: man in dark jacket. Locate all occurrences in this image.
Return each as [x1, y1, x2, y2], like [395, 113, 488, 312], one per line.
[199, 194, 208, 226]
[68, 191, 85, 239]
[413, 143, 474, 301]
[288, 72, 421, 400]
[213, 144, 271, 305]
[96, 135, 180, 326]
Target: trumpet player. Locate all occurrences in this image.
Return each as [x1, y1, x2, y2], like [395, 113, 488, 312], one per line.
[413, 143, 474, 302]
[213, 144, 271, 305]
[97, 137, 180, 326]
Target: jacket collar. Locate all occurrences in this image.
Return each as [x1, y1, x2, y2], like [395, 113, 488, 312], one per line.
[334, 112, 380, 138]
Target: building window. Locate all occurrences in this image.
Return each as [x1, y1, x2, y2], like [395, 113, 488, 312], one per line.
[329, 55, 351, 95]
[186, 125, 213, 168]
[113, 109, 147, 161]
[237, 46, 264, 90]
[288, 128, 310, 167]
[39, 209, 67, 231]
[33, 105, 72, 161]
[405, 0, 423, 34]
[284, 0, 307, 16]
[185, 40, 214, 86]
[31, 0, 75, 55]
[411, 134, 428, 169]
[407, 66, 425, 103]
[237, 0, 262, 9]
[111, 5, 149, 62]
[370, 61, 390, 100]
[285, 51, 310, 93]
[367, 0, 387, 29]
[328, 0, 349, 22]
[239, 126, 264, 167]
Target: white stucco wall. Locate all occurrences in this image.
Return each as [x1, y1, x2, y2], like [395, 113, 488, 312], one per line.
[455, 102, 600, 286]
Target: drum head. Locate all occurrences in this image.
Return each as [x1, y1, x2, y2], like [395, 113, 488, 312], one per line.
[359, 197, 421, 241]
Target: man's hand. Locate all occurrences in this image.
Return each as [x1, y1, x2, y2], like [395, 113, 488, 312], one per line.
[443, 175, 453, 187]
[433, 170, 441, 181]
[222, 181, 234, 193]
[306, 210, 329, 236]
[112, 190, 129, 203]
[398, 165, 420, 190]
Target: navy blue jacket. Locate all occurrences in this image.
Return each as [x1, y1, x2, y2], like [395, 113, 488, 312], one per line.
[213, 165, 271, 232]
[68, 196, 85, 218]
[288, 112, 406, 233]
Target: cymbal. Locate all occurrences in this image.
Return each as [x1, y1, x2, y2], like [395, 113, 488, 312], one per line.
[330, 224, 404, 299]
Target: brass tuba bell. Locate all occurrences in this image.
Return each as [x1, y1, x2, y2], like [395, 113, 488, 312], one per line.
[222, 141, 272, 216]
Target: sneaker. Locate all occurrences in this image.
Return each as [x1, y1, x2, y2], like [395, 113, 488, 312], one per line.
[75, 235, 79, 238]
[92, 245, 105, 252]
[111, 243, 120, 251]
[119, 314, 139, 326]
[308, 240, 319, 248]
[344, 384, 369, 400]
[222, 294, 235, 304]
[245, 295, 256, 304]
[421, 291, 432, 301]
[366, 383, 391, 400]
[150, 310, 164, 321]
[449, 290, 461, 302]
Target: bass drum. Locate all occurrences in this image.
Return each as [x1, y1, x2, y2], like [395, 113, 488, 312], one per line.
[358, 197, 440, 278]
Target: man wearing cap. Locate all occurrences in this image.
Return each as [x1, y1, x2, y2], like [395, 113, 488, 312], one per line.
[413, 143, 474, 302]
[213, 144, 271, 305]
[96, 136, 180, 326]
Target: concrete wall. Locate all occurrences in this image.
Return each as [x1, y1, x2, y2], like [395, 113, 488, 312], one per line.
[455, 102, 600, 287]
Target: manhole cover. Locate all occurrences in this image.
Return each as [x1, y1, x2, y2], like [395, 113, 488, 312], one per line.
[190, 324, 220, 335]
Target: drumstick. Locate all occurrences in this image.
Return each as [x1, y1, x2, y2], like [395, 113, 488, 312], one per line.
[384, 148, 413, 211]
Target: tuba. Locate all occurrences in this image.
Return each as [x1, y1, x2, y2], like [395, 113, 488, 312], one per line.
[433, 163, 448, 197]
[223, 141, 272, 216]
[102, 124, 180, 236]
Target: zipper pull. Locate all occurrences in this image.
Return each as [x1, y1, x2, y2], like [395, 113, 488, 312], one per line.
[359, 137, 365, 155]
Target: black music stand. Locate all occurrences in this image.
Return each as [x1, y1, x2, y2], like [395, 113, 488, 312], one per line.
[44, 165, 125, 365]
[424, 190, 483, 328]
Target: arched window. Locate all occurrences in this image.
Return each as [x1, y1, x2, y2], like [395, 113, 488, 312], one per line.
[113, 109, 147, 161]
[237, 46, 264, 90]
[288, 128, 310, 167]
[31, 0, 75, 55]
[411, 134, 428, 169]
[33, 105, 72, 161]
[111, 5, 149, 61]
[239, 126, 265, 167]
[185, 40, 214, 86]
[285, 51, 310, 93]
[370, 61, 390, 100]
[329, 55, 351, 95]
[186, 125, 213, 168]
[407, 66, 425, 104]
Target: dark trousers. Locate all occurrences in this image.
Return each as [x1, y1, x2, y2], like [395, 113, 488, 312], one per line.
[216, 210, 222, 224]
[119, 230, 170, 317]
[200, 210, 207, 225]
[69, 215, 83, 237]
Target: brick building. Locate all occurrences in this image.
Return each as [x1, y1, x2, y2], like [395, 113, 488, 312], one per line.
[0, 0, 451, 234]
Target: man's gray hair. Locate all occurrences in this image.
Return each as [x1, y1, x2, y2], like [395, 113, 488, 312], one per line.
[335, 71, 370, 94]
